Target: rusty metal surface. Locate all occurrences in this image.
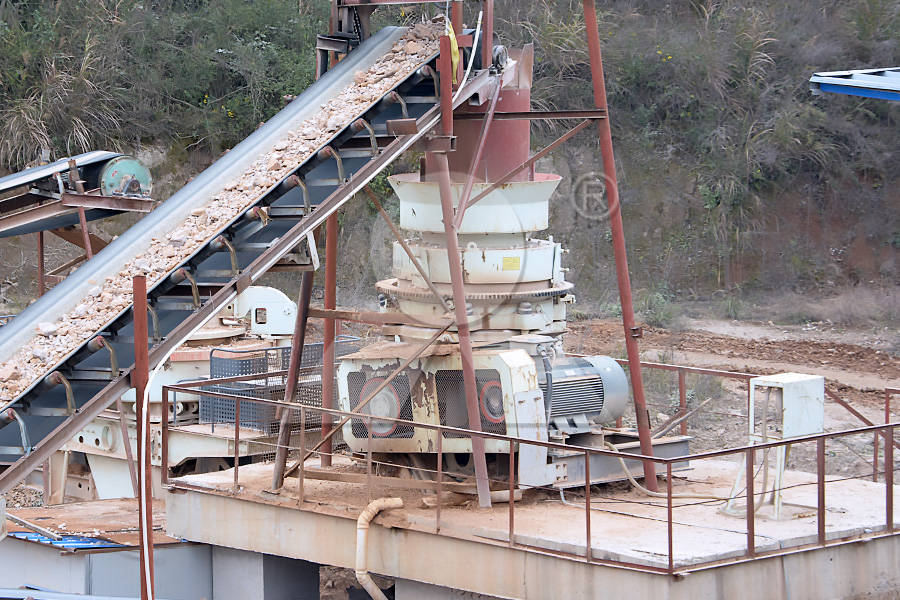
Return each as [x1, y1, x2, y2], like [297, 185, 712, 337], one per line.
[583, 0, 657, 489]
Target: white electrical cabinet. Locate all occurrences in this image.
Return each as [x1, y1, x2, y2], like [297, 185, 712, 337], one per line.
[748, 372, 825, 442]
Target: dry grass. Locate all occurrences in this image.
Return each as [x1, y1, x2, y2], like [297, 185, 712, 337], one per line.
[771, 286, 900, 328]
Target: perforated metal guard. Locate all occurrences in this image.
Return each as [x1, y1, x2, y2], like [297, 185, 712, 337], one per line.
[347, 371, 414, 439]
[436, 369, 507, 438]
[200, 337, 359, 442]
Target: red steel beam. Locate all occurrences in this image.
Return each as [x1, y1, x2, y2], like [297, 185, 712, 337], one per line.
[77, 207, 93, 260]
[453, 79, 501, 230]
[440, 35, 453, 137]
[322, 214, 338, 468]
[583, 0, 657, 490]
[482, 0, 493, 72]
[132, 275, 154, 600]
[451, 1, 463, 35]
[271, 271, 315, 490]
[36, 231, 45, 296]
[432, 150, 492, 509]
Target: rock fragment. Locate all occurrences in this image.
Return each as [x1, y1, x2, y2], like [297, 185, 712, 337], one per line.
[36, 322, 58, 336]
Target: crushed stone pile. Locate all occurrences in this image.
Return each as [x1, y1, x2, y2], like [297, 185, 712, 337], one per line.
[0, 23, 440, 402]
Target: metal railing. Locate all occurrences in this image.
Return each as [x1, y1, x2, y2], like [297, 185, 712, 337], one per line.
[161, 369, 899, 577]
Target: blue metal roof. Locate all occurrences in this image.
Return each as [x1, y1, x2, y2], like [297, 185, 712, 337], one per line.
[810, 67, 900, 101]
[8, 531, 123, 550]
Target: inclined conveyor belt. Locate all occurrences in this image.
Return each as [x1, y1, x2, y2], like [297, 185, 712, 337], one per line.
[0, 26, 487, 491]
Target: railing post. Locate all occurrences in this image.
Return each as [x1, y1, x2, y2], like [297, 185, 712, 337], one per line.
[584, 450, 592, 562]
[746, 447, 755, 557]
[874, 428, 880, 482]
[161, 388, 169, 487]
[233, 397, 240, 491]
[887, 425, 894, 533]
[436, 433, 443, 534]
[817, 437, 826, 545]
[667, 461, 674, 573]
[366, 416, 373, 504]
[508, 445, 515, 547]
[298, 406, 306, 505]
[678, 369, 687, 436]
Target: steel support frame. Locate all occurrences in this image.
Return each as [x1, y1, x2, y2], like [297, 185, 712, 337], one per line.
[271, 270, 316, 490]
[875, 388, 898, 481]
[582, 0, 657, 490]
[132, 275, 154, 600]
[432, 33, 492, 508]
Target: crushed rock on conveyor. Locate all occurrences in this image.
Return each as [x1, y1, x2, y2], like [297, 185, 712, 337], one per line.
[0, 23, 440, 402]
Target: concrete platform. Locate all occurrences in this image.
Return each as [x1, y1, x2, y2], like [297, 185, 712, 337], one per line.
[165, 457, 900, 599]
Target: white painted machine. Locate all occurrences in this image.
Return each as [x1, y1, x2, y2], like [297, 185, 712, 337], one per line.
[48, 286, 299, 501]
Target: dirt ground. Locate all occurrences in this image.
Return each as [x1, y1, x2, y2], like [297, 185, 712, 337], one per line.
[568, 317, 899, 478]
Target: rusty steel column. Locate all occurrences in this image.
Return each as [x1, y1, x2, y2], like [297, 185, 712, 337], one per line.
[321, 215, 338, 468]
[451, 1, 463, 35]
[433, 151, 492, 509]
[132, 275, 154, 600]
[271, 270, 315, 490]
[582, 0, 657, 490]
[482, 0, 493, 71]
[36, 231, 45, 296]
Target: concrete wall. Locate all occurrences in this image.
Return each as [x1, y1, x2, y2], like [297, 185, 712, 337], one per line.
[88, 544, 212, 599]
[166, 490, 900, 600]
[212, 546, 319, 600]
[0, 538, 87, 593]
[0, 538, 211, 599]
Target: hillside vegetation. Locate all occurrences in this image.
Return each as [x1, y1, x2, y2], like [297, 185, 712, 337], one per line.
[0, 1, 897, 325]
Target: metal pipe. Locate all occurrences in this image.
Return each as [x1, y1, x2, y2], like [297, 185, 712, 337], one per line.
[481, 0, 493, 71]
[115, 395, 138, 496]
[77, 207, 93, 259]
[319, 146, 346, 182]
[272, 270, 315, 490]
[451, 1, 463, 35]
[352, 119, 379, 156]
[745, 447, 755, 557]
[817, 437, 826, 544]
[387, 91, 409, 119]
[584, 449, 592, 562]
[453, 78, 501, 230]
[887, 425, 894, 532]
[439, 36, 453, 137]
[36, 231, 45, 296]
[432, 150, 491, 508]
[132, 275, 154, 600]
[666, 462, 674, 573]
[298, 406, 306, 505]
[508, 445, 515, 547]
[583, 0, 657, 490]
[322, 212, 338, 468]
[6, 512, 62, 540]
[356, 497, 403, 600]
[161, 387, 169, 487]
[233, 396, 241, 491]
[435, 433, 443, 533]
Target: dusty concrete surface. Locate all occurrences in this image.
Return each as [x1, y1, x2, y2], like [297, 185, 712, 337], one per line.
[166, 458, 900, 600]
[169, 457, 899, 569]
